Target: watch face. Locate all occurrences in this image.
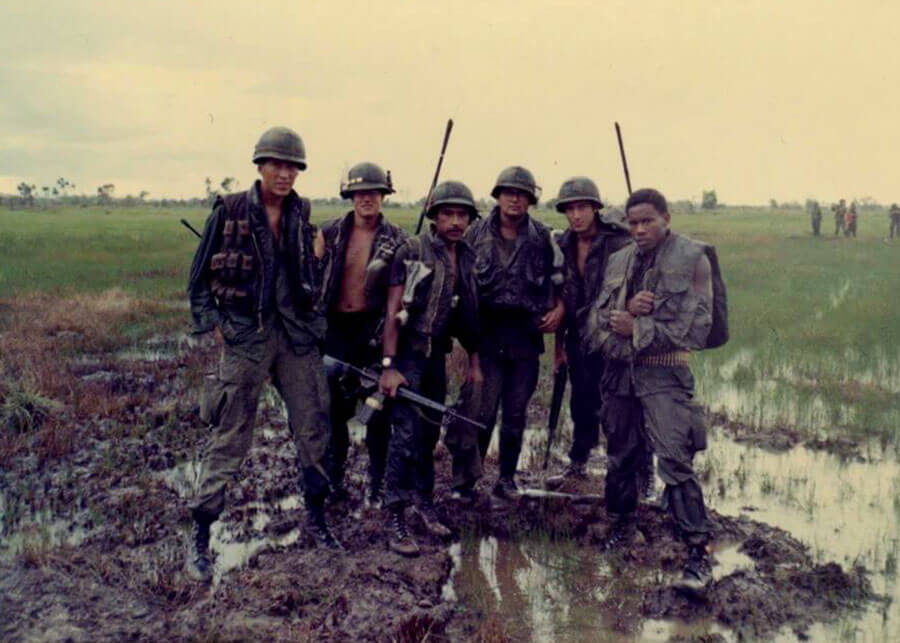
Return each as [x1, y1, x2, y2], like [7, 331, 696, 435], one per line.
[381, 357, 392, 368]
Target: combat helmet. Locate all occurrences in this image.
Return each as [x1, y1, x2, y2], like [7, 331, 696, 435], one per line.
[340, 162, 395, 198]
[555, 176, 603, 212]
[426, 180, 478, 219]
[491, 166, 541, 204]
[252, 126, 306, 170]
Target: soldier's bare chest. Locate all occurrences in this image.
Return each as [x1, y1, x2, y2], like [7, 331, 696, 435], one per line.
[337, 229, 376, 311]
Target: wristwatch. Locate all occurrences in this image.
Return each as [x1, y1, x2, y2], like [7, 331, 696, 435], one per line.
[381, 356, 395, 369]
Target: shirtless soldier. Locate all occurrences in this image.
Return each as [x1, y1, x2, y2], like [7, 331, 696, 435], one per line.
[315, 162, 406, 504]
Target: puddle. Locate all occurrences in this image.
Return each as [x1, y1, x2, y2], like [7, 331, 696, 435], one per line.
[210, 521, 303, 588]
[455, 424, 899, 641]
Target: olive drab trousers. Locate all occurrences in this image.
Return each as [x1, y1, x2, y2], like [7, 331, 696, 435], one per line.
[192, 326, 331, 520]
[600, 366, 712, 546]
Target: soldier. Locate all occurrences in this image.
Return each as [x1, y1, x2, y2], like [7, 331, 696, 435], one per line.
[809, 200, 822, 237]
[378, 181, 483, 555]
[186, 127, 338, 583]
[889, 203, 900, 238]
[544, 177, 631, 489]
[833, 199, 846, 236]
[845, 202, 858, 238]
[448, 166, 565, 501]
[314, 162, 406, 505]
[585, 187, 722, 592]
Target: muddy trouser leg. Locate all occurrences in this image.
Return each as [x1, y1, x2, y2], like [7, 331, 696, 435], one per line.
[326, 374, 352, 487]
[365, 410, 391, 494]
[640, 390, 712, 547]
[567, 346, 601, 466]
[383, 353, 425, 510]
[497, 356, 540, 479]
[445, 353, 501, 490]
[600, 392, 644, 516]
[414, 352, 447, 504]
[271, 332, 332, 504]
[192, 339, 276, 521]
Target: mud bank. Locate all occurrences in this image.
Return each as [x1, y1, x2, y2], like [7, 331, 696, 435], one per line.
[0, 314, 879, 641]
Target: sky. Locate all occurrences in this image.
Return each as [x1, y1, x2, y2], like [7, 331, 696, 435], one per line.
[1, 0, 898, 206]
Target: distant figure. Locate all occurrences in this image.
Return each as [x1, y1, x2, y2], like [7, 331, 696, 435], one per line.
[889, 204, 900, 239]
[808, 200, 822, 236]
[833, 199, 846, 236]
[844, 202, 858, 238]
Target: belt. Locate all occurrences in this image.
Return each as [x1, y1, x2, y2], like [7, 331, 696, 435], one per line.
[635, 351, 690, 367]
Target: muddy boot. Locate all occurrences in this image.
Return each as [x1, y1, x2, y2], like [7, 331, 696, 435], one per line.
[388, 507, 420, 557]
[492, 476, 519, 501]
[545, 461, 587, 490]
[366, 480, 383, 509]
[306, 500, 343, 551]
[600, 513, 638, 551]
[450, 485, 478, 505]
[186, 516, 213, 583]
[675, 545, 712, 596]
[412, 502, 452, 538]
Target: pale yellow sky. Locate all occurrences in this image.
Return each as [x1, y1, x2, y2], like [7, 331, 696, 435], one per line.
[1, 0, 898, 205]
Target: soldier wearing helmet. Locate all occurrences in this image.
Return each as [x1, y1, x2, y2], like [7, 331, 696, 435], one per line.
[447, 166, 565, 501]
[186, 126, 340, 582]
[314, 161, 406, 505]
[375, 180, 482, 555]
[889, 203, 900, 239]
[544, 177, 634, 491]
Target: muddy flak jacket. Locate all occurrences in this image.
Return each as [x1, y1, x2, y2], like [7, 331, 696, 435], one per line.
[584, 232, 728, 364]
[466, 207, 563, 316]
[187, 181, 324, 356]
[317, 211, 407, 315]
[558, 208, 632, 337]
[393, 227, 480, 357]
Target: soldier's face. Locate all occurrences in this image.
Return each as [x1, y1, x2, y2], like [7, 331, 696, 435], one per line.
[564, 201, 597, 234]
[626, 203, 670, 250]
[352, 190, 383, 219]
[497, 188, 530, 220]
[434, 206, 472, 243]
[258, 160, 299, 197]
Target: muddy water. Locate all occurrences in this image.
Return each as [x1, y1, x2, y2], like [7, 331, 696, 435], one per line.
[451, 427, 900, 641]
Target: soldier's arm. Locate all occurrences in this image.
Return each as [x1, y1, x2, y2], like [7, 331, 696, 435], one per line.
[632, 253, 713, 354]
[381, 284, 404, 360]
[187, 204, 225, 335]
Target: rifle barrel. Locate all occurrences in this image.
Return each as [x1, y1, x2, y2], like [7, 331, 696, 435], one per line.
[615, 122, 633, 196]
[415, 118, 454, 234]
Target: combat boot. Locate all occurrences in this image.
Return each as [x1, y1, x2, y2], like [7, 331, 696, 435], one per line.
[411, 502, 452, 538]
[492, 476, 520, 501]
[186, 516, 213, 583]
[599, 514, 638, 551]
[388, 507, 420, 557]
[545, 461, 587, 490]
[675, 545, 712, 595]
[306, 500, 344, 551]
[450, 485, 478, 505]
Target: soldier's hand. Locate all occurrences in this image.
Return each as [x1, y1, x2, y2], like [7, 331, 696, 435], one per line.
[467, 362, 484, 386]
[379, 368, 408, 398]
[537, 301, 565, 333]
[610, 310, 635, 336]
[627, 291, 655, 316]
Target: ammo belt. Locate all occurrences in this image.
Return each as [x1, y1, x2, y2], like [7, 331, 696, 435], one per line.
[635, 351, 691, 367]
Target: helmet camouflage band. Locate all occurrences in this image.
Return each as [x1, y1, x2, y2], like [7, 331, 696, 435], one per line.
[555, 176, 603, 212]
[490, 165, 541, 204]
[426, 180, 479, 220]
[340, 162, 395, 199]
[252, 126, 306, 170]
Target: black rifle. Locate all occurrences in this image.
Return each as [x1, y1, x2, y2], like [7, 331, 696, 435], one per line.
[615, 122, 633, 196]
[322, 355, 485, 430]
[414, 119, 454, 234]
[181, 218, 202, 239]
[542, 363, 568, 470]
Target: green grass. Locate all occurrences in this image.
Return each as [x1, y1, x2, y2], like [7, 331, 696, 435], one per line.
[1, 203, 899, 441]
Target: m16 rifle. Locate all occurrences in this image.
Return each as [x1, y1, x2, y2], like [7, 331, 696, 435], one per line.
[322, 355, 486, 432]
